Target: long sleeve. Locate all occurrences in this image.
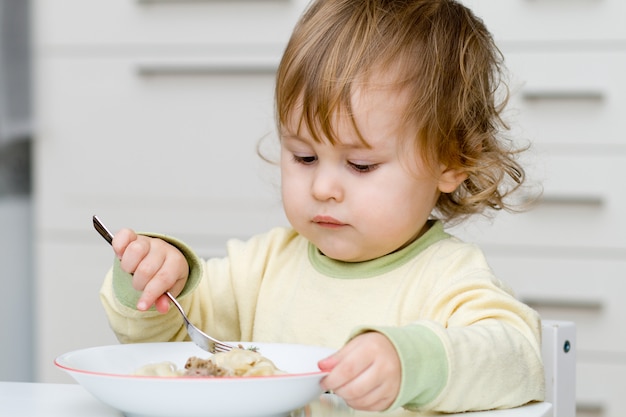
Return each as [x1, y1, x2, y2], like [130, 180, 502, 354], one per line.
[99, 228, 305, 345]
[99, 224, 544, 413]
[353, 244, 544, 412]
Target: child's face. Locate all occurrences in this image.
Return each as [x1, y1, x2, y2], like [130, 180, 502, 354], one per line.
[280, 84, 463, 262]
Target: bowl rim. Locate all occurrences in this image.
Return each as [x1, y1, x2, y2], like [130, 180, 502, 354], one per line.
[54, 342, 331, 381]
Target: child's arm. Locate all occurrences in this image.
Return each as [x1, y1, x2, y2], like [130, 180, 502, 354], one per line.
[321, 309, 542, 413]
[111, 228, 190, 313]
[324, 285, 543, 413]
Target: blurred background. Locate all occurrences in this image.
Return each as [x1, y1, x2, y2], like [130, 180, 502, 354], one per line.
[0, 0, 33, 383]
[1, 1, 624, 416]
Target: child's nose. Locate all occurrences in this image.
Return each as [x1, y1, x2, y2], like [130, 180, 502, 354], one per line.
[311, 166, 344, 202]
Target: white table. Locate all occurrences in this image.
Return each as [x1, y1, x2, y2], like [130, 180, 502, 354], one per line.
[0, 381, 552, 417]
[0, 382, 122, 417]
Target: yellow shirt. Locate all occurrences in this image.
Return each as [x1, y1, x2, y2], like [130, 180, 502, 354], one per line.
[100, 221, 544, 412]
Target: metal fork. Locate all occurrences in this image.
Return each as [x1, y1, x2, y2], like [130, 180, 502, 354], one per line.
[92, 215, 234, 354]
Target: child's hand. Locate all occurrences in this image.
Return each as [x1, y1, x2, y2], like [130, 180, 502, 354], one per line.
[318, 332, 401, 411]
[112, 228, 189, 313]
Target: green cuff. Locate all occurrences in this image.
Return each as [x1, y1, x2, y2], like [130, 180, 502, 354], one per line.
[112, 233, 203, 310]
[350, 324, 448, 410]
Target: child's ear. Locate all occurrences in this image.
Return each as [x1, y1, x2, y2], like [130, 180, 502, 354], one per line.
[438, 167, 468, 194]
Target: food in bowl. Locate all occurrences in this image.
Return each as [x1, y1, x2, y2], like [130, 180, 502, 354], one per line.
[134, 346, 284, 377]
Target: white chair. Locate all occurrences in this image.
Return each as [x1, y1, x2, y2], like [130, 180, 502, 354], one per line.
[449, 320, 576, 417]
[541, 320, 576, 417]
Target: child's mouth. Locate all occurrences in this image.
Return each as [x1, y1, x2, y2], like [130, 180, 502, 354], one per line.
[312, 215, 346, 228]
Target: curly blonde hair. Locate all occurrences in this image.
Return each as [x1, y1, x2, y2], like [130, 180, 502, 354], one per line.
[275, 0, 525, 223]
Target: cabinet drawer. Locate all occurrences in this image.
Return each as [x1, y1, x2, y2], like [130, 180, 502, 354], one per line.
[486, 255, 626, 354]
[34, 0, 308, 48]
[449, 153, 626, 251]
[36, 1, 626, 47]
[35, 240, 119, 383]
[463, 0, 626, 43]
[504, 51, 626, 148]
[34, 56, 288, 239]
[577, 361, 626, 417]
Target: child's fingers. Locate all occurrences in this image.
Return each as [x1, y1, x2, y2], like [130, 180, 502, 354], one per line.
[154, 294, 172, 314]
[136, 283, 170, 312]
[119, 237, 152, 276]
[111, 232, 189, 312]
[319, 342, 369, 391]
[130, 240, 170, 288]
[111, 228, 138, 259]
[134, 258, 174, 310]
[332, 363, 394, 410]
[318, 354, 339, 372]
[135, 245, 189, 311]
[325, 361, 394, 411]
[136, 274, 183, 311]
[322, 357, 370, 393]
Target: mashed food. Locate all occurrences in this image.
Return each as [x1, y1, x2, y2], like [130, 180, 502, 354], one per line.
[134, 347, 284, 377]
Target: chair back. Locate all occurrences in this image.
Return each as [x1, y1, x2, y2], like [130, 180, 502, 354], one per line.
[541, 320, 576, 417]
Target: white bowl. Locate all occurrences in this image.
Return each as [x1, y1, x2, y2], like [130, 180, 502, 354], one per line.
[55, 342, 335, 417]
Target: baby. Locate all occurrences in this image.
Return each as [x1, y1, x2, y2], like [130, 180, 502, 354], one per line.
[101, 0, 544, 413]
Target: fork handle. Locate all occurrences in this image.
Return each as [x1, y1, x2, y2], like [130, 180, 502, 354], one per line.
[93, 215, 114, 245]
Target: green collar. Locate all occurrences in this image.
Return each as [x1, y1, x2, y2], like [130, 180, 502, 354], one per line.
[308, 220, 449, 279]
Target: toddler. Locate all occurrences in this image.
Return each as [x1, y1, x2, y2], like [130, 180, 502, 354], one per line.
[101, 0, 544, 413]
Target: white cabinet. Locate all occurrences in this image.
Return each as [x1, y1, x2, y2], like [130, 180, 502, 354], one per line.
[458, 2, 626, 416]
[34, 0, 306, 47]
[505, 51, 626, 148]
[466, 0, 626, 42]
[32, 0, 308, 383]
[35, 56, 286, 240]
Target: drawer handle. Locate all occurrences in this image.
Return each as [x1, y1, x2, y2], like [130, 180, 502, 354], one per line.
[522, 297, 603, 311]
[522, 89, 604, 102]
[576, 402, 605, 417]
[537, 194, 604, 207]
[135, 59, 278, 76]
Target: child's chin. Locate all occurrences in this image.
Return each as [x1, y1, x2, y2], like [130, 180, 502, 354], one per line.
[317, 245, 371, 263]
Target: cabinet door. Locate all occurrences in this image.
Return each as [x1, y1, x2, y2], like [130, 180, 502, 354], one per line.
[486, 256, 626, 354]
[578, 362, 626, 417]
[463, 0, 626, 42]
[34, 0, 310, 47]
[35, 56, 288, 245]
[35, 240, 119, 383]
[449, 153, 626, 251]
[504, 51, 626, 148]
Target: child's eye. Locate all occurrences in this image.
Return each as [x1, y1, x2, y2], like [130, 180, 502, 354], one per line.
[293, 155, 317, 165]
[348, 161, 378, 173]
